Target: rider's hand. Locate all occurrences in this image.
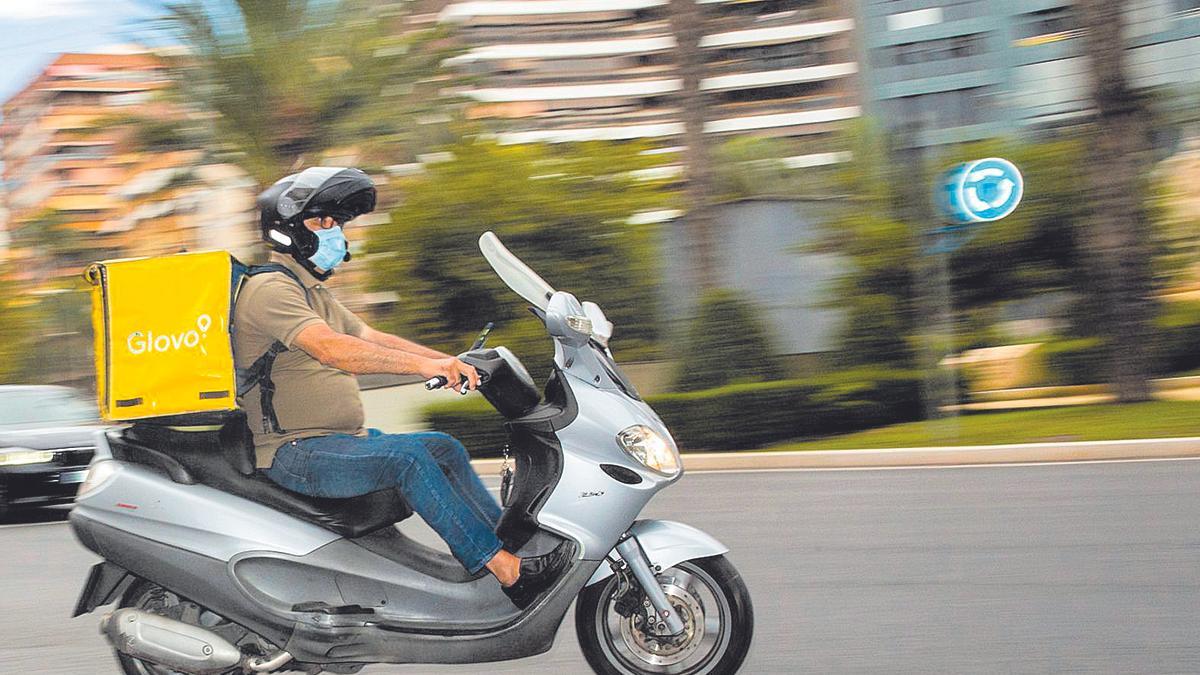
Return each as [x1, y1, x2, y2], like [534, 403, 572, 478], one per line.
[421, 356, 480, 392]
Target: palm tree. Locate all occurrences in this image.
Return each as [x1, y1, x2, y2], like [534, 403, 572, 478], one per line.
[1076, 0, 1156, 402]
[147, 0, 448, 184]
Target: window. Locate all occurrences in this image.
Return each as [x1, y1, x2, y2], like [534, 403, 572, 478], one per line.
[886, 33, 987, 66]
[706, 40, 828, 69]
[1020, 7, 1079, 40]
[1175, 0, 1200, 13]
[888, 86, 996, 130]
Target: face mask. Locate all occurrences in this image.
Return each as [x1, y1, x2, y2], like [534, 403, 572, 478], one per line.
[308, 225, 348, 272]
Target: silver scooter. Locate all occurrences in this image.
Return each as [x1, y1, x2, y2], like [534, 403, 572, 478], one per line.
[69, 231, 754, 675]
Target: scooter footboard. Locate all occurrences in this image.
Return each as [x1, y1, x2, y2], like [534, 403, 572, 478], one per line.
[586, 519, 729, 587]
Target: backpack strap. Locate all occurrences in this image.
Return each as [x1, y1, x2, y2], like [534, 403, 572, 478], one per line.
[235, 264, 309, 435]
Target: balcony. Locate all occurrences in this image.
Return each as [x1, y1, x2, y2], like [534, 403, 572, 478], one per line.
[441, 1, 667, 22]
[459, 19, 670, 44]
[462, 79, 681, 102]
[702, 1, 841, 35]
[446, 35, 676, 64]
[703, 105, 861, 134]
[700, 18, 855, 49]
[497, 121, 684, 143]
[700, 62, 857, 92]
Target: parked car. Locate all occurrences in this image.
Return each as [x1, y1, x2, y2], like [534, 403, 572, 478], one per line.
[0, 385, 103, 516]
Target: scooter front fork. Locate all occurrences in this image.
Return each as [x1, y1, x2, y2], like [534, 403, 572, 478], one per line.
[614, 536, 687, 636]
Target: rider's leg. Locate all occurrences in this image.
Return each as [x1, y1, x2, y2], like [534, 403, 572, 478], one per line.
[407, 431, 502, 529]
[265, 432, 503, 575]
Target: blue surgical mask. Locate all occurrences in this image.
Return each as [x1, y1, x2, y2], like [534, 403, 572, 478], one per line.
[308, 225, 348, 272]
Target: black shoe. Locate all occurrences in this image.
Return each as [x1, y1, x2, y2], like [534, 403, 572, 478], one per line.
[501, 541, 574, 609]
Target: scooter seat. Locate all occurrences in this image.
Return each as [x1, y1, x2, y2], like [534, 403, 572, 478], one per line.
[108, 413, 413, 538]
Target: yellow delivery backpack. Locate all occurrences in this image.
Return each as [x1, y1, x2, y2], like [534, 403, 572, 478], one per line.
[86, 250, 239, 421]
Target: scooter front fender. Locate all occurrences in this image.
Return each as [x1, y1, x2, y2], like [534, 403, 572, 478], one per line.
[585, 519, 729, 587]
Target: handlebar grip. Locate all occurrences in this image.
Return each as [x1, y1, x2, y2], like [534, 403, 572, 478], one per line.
[425, 376, 448, 390]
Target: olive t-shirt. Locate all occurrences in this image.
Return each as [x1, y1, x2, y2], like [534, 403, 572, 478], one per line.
[233, 253, 367, 468]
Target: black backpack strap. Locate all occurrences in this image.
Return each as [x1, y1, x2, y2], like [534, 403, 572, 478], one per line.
[235, 264, 310, 435]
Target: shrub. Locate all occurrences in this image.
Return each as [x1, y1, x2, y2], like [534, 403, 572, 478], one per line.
[674, 289, 782, 391]
[1154, 301, 1200, 376]
[1039, 338, 1108, 386]
[425, 369, 922, 456]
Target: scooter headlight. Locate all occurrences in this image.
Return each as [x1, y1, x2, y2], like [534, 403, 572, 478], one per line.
[616, 425, 681, 477]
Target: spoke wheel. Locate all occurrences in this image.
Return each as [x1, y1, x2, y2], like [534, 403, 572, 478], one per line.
[576, 555, 754, 675]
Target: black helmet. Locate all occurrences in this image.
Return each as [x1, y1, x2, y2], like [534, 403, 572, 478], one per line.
[257, 167, 376, 279]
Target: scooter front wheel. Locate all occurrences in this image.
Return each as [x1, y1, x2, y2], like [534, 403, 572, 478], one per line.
[575, 554, 754, 675]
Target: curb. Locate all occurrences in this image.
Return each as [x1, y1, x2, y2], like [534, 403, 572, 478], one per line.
[469, 437, 1200, 475]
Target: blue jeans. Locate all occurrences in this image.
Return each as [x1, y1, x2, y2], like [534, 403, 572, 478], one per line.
[265, 429, 503, 574]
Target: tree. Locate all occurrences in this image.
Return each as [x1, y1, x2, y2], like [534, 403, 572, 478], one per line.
[1075, 0, 1158, 402]
[674, 289, 781, 391]
[367, 138, 678, 376]
[668, 0, 719, 290]
[149, 0, 448, 183]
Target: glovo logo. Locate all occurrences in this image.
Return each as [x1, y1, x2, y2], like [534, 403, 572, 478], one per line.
[126, 315, 213, 356]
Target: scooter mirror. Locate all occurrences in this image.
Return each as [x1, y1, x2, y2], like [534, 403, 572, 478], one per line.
[582, 301, 613, 347]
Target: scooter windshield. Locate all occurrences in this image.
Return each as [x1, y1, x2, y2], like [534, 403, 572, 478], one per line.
[479, 232, 556, 311]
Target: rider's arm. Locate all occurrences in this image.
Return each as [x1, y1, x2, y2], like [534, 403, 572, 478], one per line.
[324, 294, 450, 360]
[358, 326, 451, 360]
[292, 323, 479, 389]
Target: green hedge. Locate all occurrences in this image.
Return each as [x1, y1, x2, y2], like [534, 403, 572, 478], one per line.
[1035, 302, 1200, 385]
[424, 369, 923, 456]
[1155, 301, 1200, 376]
[1039, 338, 1107, 386]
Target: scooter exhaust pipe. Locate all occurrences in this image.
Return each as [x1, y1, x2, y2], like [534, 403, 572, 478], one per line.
[100, 608, 245, 674]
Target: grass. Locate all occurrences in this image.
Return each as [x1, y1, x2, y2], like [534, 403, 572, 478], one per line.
[770, 400, 1200, 452]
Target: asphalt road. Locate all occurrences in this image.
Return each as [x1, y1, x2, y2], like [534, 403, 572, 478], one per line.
[3, 459, 1200, 674]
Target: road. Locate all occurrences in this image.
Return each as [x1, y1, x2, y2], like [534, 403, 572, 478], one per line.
[3, 459, 1200, 674]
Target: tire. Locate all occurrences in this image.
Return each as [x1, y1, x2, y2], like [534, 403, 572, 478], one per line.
[113, 579, 242, 675]
[575, 555, 754, 675]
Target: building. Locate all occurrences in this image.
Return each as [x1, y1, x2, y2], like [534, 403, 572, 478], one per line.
[0, 52, 257, 285]
[856, 0, 1200, 146]
[439, 0, 860, 165]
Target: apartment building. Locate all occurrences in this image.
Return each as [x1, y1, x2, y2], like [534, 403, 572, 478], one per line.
[857, 0, 1200, 146]
[0, 52, 256, 284]
[439, 0, 860, 163]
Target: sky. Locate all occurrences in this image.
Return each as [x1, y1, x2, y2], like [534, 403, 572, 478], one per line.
[0, 0, 158, 103]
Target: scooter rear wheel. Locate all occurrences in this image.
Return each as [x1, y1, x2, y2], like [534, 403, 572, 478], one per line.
[575, 554, 754, 675]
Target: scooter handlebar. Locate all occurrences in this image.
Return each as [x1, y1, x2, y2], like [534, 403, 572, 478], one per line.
[424, 375, 473, 395]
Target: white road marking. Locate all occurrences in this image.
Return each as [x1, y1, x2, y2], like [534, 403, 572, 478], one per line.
[679, 455, 1200, 475]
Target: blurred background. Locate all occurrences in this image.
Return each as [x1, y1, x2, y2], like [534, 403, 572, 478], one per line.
[3, 0, 1200, 451]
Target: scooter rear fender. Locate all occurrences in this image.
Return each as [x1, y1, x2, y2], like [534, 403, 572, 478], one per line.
[585, 519, 729, 586]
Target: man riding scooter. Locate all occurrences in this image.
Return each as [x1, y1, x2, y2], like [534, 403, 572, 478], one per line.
[236, 167, 570, 607]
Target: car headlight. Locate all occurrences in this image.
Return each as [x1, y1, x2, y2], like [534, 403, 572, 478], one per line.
[616, 425, 681, 477]
[0, 448, 56, 466]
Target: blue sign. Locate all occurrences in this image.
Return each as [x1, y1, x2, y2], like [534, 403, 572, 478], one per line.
[937, 158, 1024, 224]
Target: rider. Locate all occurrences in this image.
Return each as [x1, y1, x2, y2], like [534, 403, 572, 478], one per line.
[234, 167, 569, 608]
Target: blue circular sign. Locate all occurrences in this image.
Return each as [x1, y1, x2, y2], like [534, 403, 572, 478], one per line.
[937, 157, 1024, 224]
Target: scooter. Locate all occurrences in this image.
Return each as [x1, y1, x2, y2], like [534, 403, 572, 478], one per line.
[69, 231, 754, 675]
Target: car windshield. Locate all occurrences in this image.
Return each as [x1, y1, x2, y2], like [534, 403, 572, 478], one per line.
[0, 389, 97, 427]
